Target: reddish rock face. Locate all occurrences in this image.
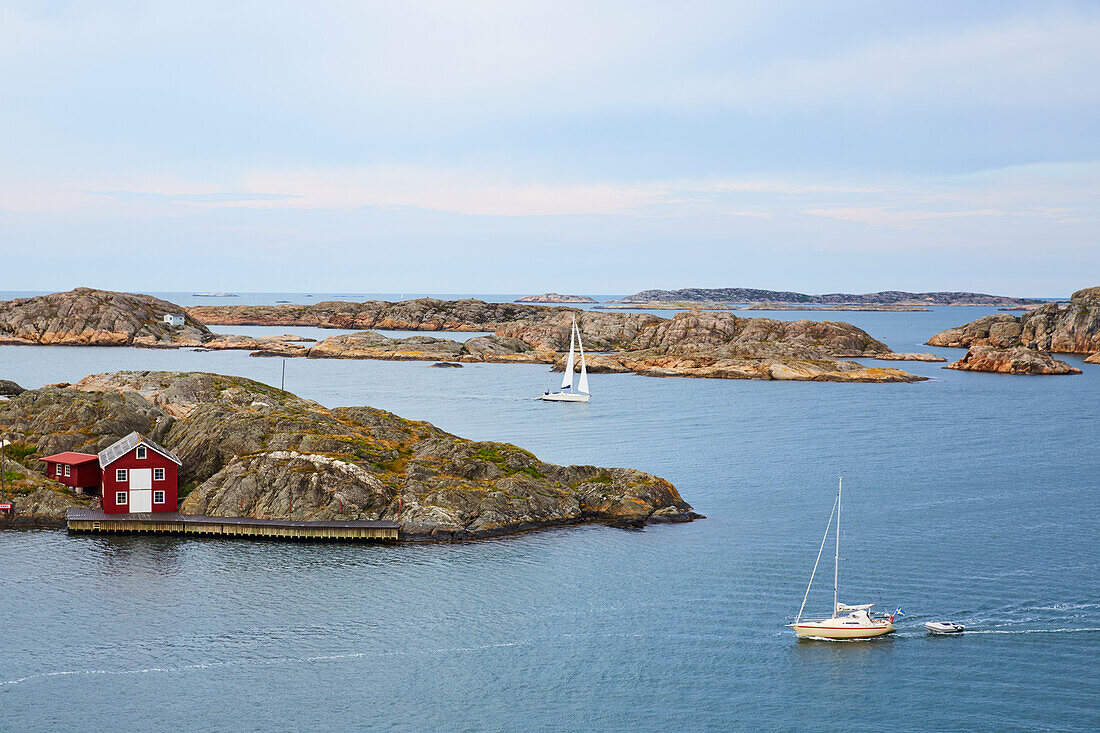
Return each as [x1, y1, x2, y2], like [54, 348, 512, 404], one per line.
[945, 346, 1082, 375]
[927, 286, 1100, 354]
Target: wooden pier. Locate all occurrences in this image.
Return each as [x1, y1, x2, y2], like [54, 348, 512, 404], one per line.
[66, 508, 400, 542]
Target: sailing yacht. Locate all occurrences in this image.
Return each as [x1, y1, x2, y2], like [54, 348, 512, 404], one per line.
[539, 315, 590, 402]
[789, 478, 896, 640]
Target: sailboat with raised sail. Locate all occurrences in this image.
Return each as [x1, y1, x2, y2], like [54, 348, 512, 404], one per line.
[788, 478, 897, 640]
[539, 315, 590, 402]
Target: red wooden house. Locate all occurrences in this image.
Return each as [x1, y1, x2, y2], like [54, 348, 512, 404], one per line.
[40, 451, 102, 495]
[98, 432, 182, 514]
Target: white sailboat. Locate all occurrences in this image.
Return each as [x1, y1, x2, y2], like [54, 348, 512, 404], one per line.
[789, 478, 897, 640]
[539, 315, 590, 402]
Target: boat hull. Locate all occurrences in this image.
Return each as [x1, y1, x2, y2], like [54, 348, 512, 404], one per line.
[538, 392, 589, 402]
[791, 621, 895, 640]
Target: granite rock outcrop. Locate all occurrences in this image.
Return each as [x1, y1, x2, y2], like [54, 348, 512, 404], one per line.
[944, 346, 1082, 375]
[299, 310, 925, 382]
[873, 353, 946, 362]
[927, 287, 1100, 355]
[613, 288, 1042, 307]
[548, 310, 925, 382]
[187, 297, 610, 332]
[0, 379, 24, 396]
[515, 293, 597, 303]
[4, 290, 925, 382]
[0, 288, 213, 346]
[0, 371, 698, 536]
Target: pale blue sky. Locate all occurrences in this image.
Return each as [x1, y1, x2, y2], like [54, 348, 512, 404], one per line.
[1, 1, 1097, 296]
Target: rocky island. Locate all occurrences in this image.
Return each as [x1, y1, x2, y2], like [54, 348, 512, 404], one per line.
[189, 297, 926, 382]
[0, 371, 698, 537]
[927, 286, 1099, 373]
[0, 288, 928, 382]
[595, 301, 931, 312]
[944, 346, 1081, 375]
[0, 288, 213, 346]
[515, 293, 597, 303]
[607, 287, 1042, 308]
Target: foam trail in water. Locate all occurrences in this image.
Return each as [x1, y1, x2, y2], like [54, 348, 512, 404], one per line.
[891, 627, 1100, 639]
[960, 627, 1100, 635]
[0, 633, 650, 688]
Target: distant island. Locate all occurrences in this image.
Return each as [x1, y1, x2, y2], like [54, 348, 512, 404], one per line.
[595, 302, 931, 312]
[926, 285, 1099, 374]
[609, 288, 1043, 307]
[193, 292, 238, 297]
[516, 293, 597, 303]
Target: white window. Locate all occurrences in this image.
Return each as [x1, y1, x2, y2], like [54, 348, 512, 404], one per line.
[55, 464, 62, 475]
[154, 490, 166, 504]
[154, 468, 165, 481]
[116, 468, 128, 482]
[64, 465, 71, 477]
[116, 491, 127, 505]
[136, 446, 147, 459]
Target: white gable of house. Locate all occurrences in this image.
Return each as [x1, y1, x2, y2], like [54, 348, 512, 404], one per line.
[98, 431, 183, 468]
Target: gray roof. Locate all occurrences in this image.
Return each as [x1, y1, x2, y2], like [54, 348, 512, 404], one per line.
[98, 431, 182, 468]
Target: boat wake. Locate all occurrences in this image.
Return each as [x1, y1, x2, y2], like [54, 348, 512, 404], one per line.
[0, 632, 650, 688]
[952, 627, 1100, 636]
[886, 626, 1100, 639]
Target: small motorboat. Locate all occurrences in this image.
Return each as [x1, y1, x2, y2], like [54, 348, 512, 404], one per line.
[924, 621, 965, 634]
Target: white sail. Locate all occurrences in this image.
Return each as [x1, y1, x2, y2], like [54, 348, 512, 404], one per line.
[577, 320, 589, 394]
[560, 317, 576, 390]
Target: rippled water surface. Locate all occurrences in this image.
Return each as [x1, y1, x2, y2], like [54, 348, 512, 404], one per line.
[1, 302, 1098, 731]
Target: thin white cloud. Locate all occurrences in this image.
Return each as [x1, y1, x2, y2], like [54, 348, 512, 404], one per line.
[69, 169, 882, 217]
[2, 162, 1096, 230]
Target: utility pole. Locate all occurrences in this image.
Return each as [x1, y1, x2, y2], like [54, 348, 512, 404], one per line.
[281, 359, 286, 391]
[0, 438, 10, 495]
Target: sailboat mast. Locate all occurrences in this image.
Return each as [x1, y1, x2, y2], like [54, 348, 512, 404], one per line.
[834, 476, 841, 617]
[576, 319, 589, 395]
[560, 316, 576, 391]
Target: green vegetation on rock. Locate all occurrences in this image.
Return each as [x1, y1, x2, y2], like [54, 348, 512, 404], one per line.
[0, 370, 698, 538]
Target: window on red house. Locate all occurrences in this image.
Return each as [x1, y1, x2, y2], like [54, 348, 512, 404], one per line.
[116, 491, 127, 505]
[154, 490, 165, 504]
[116, 469, 127, 482]
[64, 465, 71, 477]
[55, 464, 62, 475]
[136, 446, 147, 459]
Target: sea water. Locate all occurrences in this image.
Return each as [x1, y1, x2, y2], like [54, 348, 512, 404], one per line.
[0, 299, 1097, 731]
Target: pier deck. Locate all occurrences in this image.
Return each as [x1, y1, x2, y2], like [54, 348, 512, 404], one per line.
[66, 508, 400, 542]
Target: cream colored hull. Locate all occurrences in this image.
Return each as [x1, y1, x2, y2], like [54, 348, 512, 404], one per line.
[538, 392, 589, 402]
[791, 621, 894, 640]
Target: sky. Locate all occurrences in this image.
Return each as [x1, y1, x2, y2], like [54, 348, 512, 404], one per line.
[1, 1, 1098, 296]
